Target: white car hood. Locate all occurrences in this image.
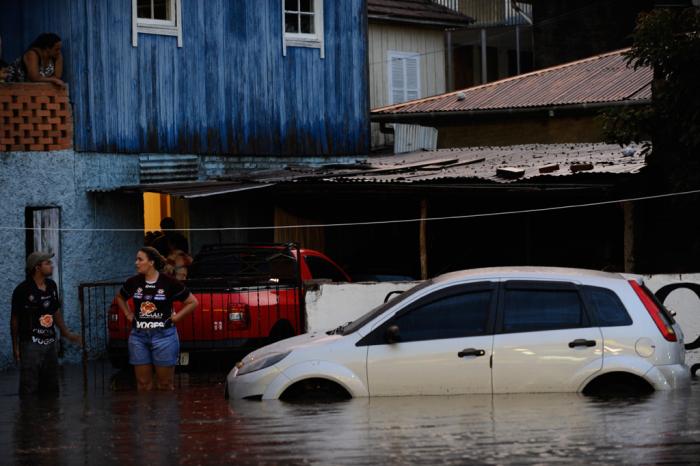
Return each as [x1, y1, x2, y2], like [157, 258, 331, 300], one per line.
[242, 332, 342, 363]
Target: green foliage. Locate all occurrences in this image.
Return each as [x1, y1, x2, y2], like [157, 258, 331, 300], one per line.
[602, 7, 700, 189]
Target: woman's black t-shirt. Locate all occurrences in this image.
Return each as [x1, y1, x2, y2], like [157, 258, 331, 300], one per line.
[119, 273, 190, 330]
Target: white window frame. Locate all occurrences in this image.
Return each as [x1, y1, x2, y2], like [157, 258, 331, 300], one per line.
[388, 51, 421, 105]
[282, 0, 325, 59]
[132, 0, 183, 48]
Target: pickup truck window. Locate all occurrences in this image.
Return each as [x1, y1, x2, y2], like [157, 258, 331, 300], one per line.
[304, 255, 347, 282]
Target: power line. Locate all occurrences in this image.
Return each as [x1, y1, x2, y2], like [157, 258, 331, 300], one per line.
[3, 188, 700, 233]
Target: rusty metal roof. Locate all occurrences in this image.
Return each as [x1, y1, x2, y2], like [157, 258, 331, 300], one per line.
[317, 142, 647, 184]
[368, 0, 474, 28]
[373, 49, 652, 116]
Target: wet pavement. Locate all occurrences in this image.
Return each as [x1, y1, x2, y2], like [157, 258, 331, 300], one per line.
[1, 363, 699, 465]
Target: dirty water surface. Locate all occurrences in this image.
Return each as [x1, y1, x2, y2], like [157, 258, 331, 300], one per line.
[0, 364, 699, 465]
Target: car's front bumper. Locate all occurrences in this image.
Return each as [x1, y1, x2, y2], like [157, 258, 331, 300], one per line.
[226, 365, 285, 400]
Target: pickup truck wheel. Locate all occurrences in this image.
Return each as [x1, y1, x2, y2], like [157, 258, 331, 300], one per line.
[268, 320, 295, 343]
[280, 378, 351, 403]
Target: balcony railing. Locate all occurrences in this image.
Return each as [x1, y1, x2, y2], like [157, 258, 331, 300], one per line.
[0, 83, 73, 152]
[433, 0, 533, 27]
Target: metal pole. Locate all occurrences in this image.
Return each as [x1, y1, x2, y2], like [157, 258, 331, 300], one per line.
[480, 28, 487, 84]
[420, 200, 428, 280]
[446, 29, 454, 92]
[515, 25, 521, 74]
[79, 285, 87, 394]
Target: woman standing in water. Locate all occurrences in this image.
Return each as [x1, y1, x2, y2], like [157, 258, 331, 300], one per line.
[115, 247, 198, 391]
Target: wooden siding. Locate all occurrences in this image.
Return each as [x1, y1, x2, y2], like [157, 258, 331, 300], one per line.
[368, 23, 445, 148]
[1, 0, 369, 156]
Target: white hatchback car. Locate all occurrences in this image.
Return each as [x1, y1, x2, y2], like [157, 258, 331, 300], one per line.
[226, 267, 690, 401]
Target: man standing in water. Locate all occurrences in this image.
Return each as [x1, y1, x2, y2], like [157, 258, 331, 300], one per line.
[10, 252, 81, 397]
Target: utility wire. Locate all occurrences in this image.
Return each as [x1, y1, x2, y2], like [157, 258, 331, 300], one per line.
[3, 188, 700, 233]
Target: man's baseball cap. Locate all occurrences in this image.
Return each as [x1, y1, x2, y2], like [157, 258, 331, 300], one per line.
[26, 251, 54, 273]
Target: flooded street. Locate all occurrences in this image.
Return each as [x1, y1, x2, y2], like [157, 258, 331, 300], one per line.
[1, 364, 699, 465]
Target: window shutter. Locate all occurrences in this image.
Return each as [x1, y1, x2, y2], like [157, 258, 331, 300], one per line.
[390, 56, 406, 104]
[388, 52, 421, 104]
[405, 56, 420, 101]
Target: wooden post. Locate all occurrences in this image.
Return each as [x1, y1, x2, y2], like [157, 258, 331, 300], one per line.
[623, 202, 635, 273]
[420, 200, 428, 280]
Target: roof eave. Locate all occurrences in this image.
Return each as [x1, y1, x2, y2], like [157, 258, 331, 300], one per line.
[368, 14, 473, 29]
[370, 99, 652, 122]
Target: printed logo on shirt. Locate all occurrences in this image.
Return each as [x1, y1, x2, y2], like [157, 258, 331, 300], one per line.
[42, 299, 51, 308]
[140, 301, 157, 316]
[28, 294, 35, 302]
[154, 288, 167, 301]
[32, 336, 56, 345]
[136, 321, 166, 329]
[39, 314, 53, 328]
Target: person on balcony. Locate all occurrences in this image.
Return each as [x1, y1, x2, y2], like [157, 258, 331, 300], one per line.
[5, 33, 65, 87]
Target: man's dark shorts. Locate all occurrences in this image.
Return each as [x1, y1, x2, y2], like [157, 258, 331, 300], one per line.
[19, 342, 59, 397]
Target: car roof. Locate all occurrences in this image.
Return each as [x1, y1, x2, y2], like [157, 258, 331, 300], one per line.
[434, 266, 628, 284]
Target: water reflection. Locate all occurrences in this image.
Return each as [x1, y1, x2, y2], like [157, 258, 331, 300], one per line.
[0, 366, 698, 465]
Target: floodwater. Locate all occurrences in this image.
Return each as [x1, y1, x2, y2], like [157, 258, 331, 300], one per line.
[1, 364, 699, 465]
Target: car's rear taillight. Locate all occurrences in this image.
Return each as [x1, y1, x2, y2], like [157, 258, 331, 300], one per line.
[629, 280, 677, 342]
[228, 303, 249, 329]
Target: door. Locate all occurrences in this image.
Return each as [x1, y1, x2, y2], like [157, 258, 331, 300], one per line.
[364, 283, 496, 396]
[492, 281, 603, 393]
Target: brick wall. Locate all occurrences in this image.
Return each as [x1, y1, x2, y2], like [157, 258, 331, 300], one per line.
[0, 83, 73, 152]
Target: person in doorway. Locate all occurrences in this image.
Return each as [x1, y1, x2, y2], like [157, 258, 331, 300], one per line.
[152, 217, 189, 256]
[10, 252, 82, 397]
[115, 247, 198, 391]
[4, 33, 65, 86]
[152, 217, 192, 280]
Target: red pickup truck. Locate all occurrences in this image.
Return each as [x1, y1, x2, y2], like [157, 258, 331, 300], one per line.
[107, 243, 350, 366]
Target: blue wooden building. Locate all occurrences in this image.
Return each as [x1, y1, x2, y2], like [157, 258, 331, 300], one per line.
[1, 0, 369, 156]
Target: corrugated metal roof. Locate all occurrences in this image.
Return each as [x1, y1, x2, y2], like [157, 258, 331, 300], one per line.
[319, 142, 646, 184]
[120, 181, 275, 198]
[373, 49, 652, 116]
[111, 142, 646, 197]
[368, 0, 474, 27]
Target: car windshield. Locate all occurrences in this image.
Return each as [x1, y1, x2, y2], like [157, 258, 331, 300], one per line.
[341, 279, 433, 335]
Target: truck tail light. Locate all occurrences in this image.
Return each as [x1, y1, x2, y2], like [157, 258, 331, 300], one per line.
[629, 280, 677, 342]
[228, 303, 249, 329]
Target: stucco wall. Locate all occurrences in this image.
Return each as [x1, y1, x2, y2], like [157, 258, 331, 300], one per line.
[0, 150, 142, 370]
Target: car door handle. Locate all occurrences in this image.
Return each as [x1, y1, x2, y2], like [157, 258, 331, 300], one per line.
[458, 348, 486, 358]
[568, 339, 596, 348]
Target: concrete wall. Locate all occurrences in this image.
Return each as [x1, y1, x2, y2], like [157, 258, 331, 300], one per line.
[0, 150, 143, 370]
[305, 276, 700, 368]
[305, 282, 420, 333]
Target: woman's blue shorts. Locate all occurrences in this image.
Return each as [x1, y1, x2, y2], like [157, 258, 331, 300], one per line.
[128, 326, 180, 367]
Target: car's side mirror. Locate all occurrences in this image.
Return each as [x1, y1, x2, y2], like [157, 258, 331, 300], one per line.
[385, 324, 401, 344]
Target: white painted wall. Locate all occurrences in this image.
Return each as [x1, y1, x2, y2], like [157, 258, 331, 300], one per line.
[305, 275, 700, 368]
[645, 274, 700, 368]
[305, 282, 420, 333]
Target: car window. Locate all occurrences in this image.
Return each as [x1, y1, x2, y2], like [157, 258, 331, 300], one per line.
[585, 286, 633, 327]
[503, 289, 585, 333]
[304, 255, 347, 282]
[392, 290, 492, 342]
[342, 280, 434, 336]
